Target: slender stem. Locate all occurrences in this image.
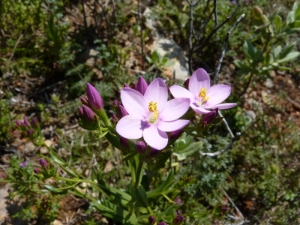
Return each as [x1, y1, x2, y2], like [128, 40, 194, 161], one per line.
[135, 157, 144, 187]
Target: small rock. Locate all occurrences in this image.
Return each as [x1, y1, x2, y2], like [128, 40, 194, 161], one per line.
[44, 139, 52, 147]
[40, 146, 49, 154]
[52, 219, 63, 225]
[264, 78, 273, 88]
[245, 110, 256, 120]
[23, 142, 36, 154]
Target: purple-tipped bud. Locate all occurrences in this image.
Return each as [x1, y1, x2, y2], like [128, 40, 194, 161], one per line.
[27, 129, 34, 136]
[148, 216, 156, 224]
[113, 99, 120, 107]
[31, 117, 38, 127]
[174, 196, 183, 205]
[169, 129, 183, 141]
[136, 76, 148, 95]
[119, 105, 129, 118]
[34, 167, 41, 174]
[23, 116, 30, 127]
[130, 83, 137, 90]
[183, 78, 190, 89]
[39, 158, 48, 168]
[231, 0, 237, 5]
[173, 214, 184, 225]
[147, 148, 160, 159]
[173, 211, 184, 225]
[201, 108, 218, 125]
[135, 141, 147, 153]
[120, 137, 130, 149]
[157, 222, 168, 225]
[20, 160, 29, 168]
[111, 114, 118, 123]
[78, 106, 84, 116]
[82, 105, 97, 121]
[86, 83, 104, 110]
[16, 120, 24, 127]
[124, 84, 130, 88]
[80, 96, 89, 106]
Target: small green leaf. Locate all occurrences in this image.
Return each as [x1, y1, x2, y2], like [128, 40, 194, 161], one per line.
[243, 40, 256, 59]
[277, 51, 300, 63]
[274, 15, 282, 32]
[273, 45, 282, 59]
[44, 185, 68, 194]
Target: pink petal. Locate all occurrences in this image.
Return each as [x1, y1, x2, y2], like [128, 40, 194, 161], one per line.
[143, 125, 168, 150]
[121, 88, 148, 118]
[170, 85, 194, 103]
[191, 104, 211, 114]
[116, 115, 144, 139]
[189, 68, 210, 97]
[159, 98, 190, 121]
[205, 84, 232, 107]
[158, 120, 190, 132]
[144, 78, 168, 112]
[206, 103, 237, 109]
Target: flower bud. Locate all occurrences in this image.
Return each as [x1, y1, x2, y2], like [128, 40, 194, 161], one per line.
[80, 96, 89, 106]
[158, 222, 168, 225]
[119, 105, 128, 118]
[136, 76, 148, 95]
[201, 108, 218, 125]
[23, 116, 31, 127]
[169, 129, 183, 141]
[148, 215, 156, 224]
[82, 105, 97, 121]
[120, 137, 130, 149]
[27, 129, 34, 136]
[39, 158, 48, 168]
[31, 117, 38, 127]
[183, 78, 190, 89]
[135, 141, 147, 153]
[174, 196, 183, 205]
[15, 120, 24, 127]
[34, 167, 41, 174]
[86, 83, 104, 110]
[78, 106, 84, 116]
[20, 160, 29, 168]
[173, 211, 184, 225]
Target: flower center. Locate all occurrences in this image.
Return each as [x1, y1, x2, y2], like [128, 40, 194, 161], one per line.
[148, 101, 159, 124]
[197, 88, 209, 105]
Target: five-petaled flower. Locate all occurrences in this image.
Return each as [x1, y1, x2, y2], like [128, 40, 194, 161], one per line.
[116, 78, 190, 150]
[170, 68, 236, 114]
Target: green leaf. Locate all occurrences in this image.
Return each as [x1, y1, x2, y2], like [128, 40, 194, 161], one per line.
[44, 185, 68, 194]
[274, 15, 282, 32]
[277, 51, 300, 63]
[243, 40, 256, 59]
[50, 150, 66, 166]
[273, 45, 282, 59]
[147, 169, 174, 198]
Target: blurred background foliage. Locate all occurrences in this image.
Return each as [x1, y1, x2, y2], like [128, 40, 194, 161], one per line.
[0, 0, 300, 224]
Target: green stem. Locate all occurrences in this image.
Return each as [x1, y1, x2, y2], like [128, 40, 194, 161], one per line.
[135, 157, 144, 187]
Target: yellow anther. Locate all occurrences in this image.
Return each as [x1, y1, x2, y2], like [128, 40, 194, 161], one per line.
[148, 111, 159, 124]
[148, 101, 158, 112]
[198, 88, 209, 102]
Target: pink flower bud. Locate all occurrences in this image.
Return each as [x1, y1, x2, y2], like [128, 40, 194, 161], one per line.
[31, 117, 38, 127]
[118, 105, 128, 118]
[27, 129, 34, 136]
[135, 141, 147, 153]
[183, 78, 190, 89]
[169, 129, 183, 141]
[86, 83, 104, 110]
[34, 167, 41, 174]
[80, 96, 89, 106]
[39, 158, 48, 168]
[201, 108, 218, 125]
[23, 116, 30, 127]
[78, 106, 84, 116]
[136, 76, 148, 95]
[120, 137, 130, 149]
[16, 120, 24, 127]
[148, 216, 156, 224]
[82, 105, 96, 121]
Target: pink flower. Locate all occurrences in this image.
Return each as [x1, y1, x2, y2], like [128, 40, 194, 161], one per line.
[170, 68, 236, 114]
[116, 78, 190, 150]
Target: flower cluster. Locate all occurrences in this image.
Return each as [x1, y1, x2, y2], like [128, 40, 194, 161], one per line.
[76, 68, 236, 151]
[16, 116, 39, 137]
